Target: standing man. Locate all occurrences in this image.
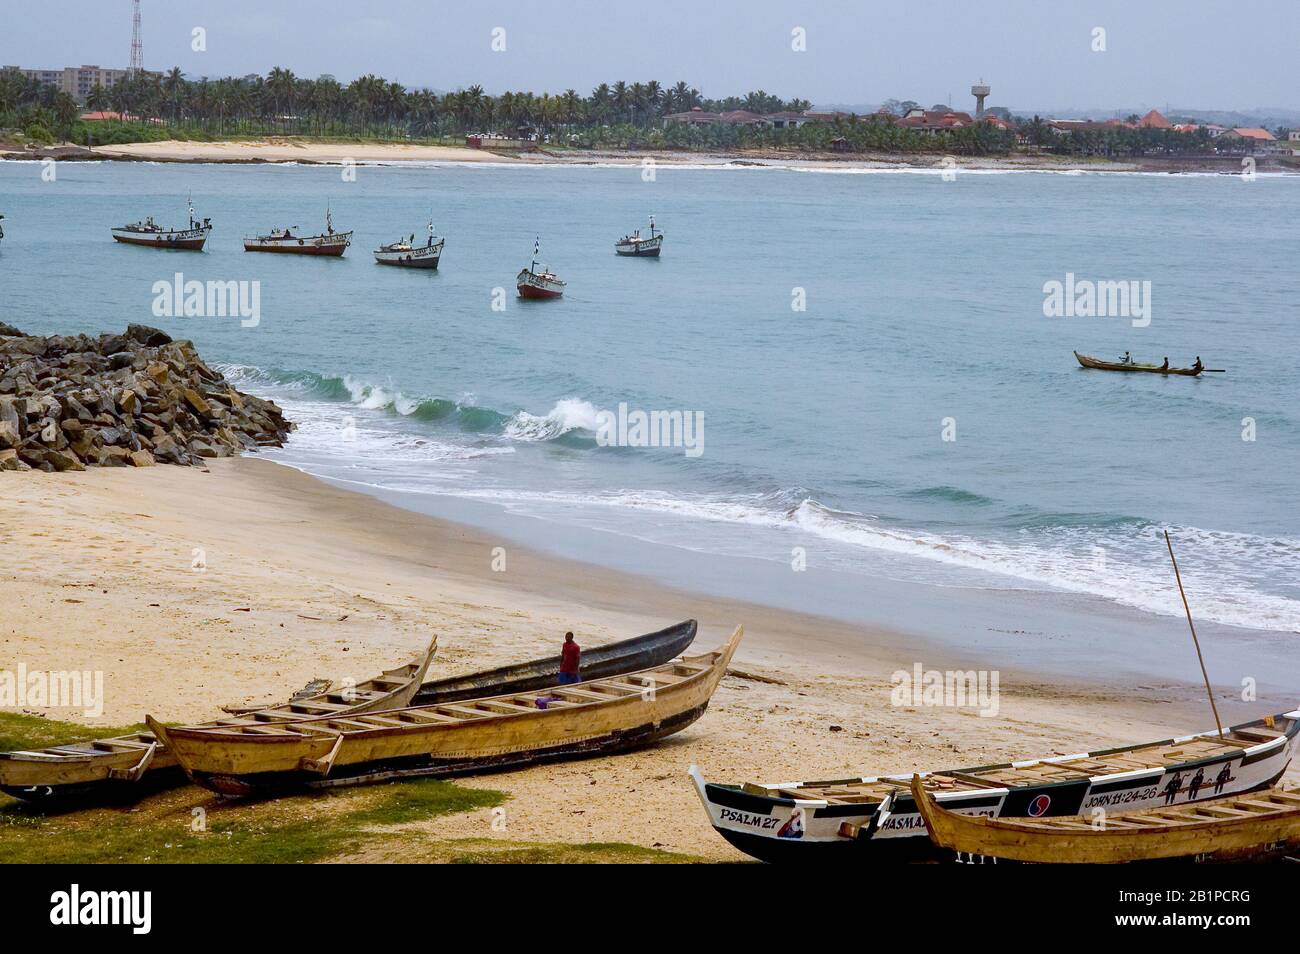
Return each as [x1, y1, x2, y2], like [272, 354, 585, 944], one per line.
[558, 632, 582, 685]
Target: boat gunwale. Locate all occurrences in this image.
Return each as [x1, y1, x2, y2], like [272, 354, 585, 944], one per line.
[727, 709, 1300, 805]
[159, 634, 739, 746]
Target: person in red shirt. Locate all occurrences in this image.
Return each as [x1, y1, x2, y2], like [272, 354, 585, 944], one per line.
[558, 632, 581, 685]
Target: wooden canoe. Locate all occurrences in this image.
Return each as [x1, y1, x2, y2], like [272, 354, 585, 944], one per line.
[911, 774, 1300, 863]
[1074, 351, 1203, 376]
[0, 639, 437, 802]
[0, 621, 696, 804]
[411, 619, 697, 705]
[149, 625, 744, 797]
[693, 708, 1300, 863]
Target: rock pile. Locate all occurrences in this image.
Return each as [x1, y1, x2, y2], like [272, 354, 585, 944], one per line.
[0, 324, 293, 472]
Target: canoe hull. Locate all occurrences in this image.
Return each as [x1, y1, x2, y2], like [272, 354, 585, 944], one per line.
[193, 700, 711, 796]
[913, 776, 1300, 864]
[412, 619, 696, 705]
[1074, 351, 1202, 376]
[693, 709, 1300, 863]
[160, 628, 742, 798]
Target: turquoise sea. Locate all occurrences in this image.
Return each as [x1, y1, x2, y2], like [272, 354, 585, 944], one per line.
[2, 158, 1297, 683]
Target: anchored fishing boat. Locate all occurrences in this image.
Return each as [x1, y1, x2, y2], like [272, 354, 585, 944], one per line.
[614, 215, 663, 257]
[517, 237, 565, 299]
[0, 621, 697, 803]
[150, 625, 743, 797]
[0, 640, 436, 803]
[1074, 351, 1210, 376]
[244, 207, 352, 256]
[691, 708, 1300, 863]
[374, 220, 444, 269]
[110, 198, 212, 251]
[911, 774, 1300, 864]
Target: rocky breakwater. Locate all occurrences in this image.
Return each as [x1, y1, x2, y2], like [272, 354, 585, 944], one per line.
[0, 323, 293, 472]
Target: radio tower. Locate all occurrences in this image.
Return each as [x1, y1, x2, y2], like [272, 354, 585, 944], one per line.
[129, 0, 143, 77]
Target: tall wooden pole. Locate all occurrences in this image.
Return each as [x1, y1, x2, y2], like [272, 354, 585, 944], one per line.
[1164, 530, 1224, 738]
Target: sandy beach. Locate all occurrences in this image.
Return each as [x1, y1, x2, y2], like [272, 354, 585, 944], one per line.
[2, 458, 1289, 860]
[89, 138, 519, 164]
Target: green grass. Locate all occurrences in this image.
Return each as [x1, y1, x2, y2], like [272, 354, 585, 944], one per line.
[0, 778, 506, 864]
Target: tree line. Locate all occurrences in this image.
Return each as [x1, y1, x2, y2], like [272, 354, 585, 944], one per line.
[0, 66, 1267, 158]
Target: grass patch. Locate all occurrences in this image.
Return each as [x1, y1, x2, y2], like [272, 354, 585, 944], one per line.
[0, 778, 506, 864]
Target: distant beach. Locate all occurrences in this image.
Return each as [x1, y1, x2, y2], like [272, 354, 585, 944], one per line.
[5, 136, 1286, 175]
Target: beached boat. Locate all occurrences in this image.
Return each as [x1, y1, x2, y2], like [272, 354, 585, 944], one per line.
[411, 618, 697, 705]
[910, 774, 1300, 863]
[150, 625, 743, 797]
[0, 640, 436, 802]
[1074, 351, 1204, 376]
[691, 708, 1300, 863]
[244, 207, 351, 256]
[517, 237, 565, 299]
[110, 199, 212, 251]
[374, 221, 444, 269]
[614, 215, 663, 257]
[0, 621, 696, 804]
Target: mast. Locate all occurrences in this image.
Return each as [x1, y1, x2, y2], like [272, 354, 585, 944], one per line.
[1164, 530, 1224, 738]
[531, 235, 540, 273]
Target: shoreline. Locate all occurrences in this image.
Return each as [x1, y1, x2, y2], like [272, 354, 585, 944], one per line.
[3, 458, 1293, 859]
[3, 137, 1290, 175]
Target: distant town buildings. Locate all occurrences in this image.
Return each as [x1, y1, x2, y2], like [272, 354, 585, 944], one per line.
[1, 64, 155, 104]
[663, 107, 852, 128]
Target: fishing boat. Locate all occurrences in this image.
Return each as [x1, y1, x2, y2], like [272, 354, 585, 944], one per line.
[0, 640, 436, 803]
[110, 198, 212, 251]
[0, 620, 696, 804]
[516, 237, 565, 299]
[910, 774, 1300, 863]
[412, 618, 697, 705]
[374, 220, 444, 269]
[1074, 351, 1205, 376]
[614, 215, 663, 257]
[244, 207, 352, 256]
[690, 708, 1300, 863]
[149, 625, 743, 797]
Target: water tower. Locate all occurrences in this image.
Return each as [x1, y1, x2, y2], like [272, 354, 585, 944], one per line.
[971, 80, 990, 117]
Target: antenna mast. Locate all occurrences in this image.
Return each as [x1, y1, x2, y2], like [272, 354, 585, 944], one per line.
[129, 0, 143, 77]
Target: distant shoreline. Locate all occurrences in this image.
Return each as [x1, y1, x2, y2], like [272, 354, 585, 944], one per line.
[1, 137, 1290, 175]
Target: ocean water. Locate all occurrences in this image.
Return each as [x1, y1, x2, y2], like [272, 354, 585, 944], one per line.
[2, 158, 1298, 643]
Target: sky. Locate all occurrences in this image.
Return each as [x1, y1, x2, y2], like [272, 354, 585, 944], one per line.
[2, 0, 1296, 113]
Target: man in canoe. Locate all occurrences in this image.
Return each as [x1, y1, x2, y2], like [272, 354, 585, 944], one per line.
[1161, 356, 1169, 371]
[558, 632, 582, 685]
[1121, 351, 1132, 365]
[1193, 356, 1203, 373]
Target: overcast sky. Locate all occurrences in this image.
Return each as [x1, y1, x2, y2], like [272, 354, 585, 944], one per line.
[3, 0, 1295, 112]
